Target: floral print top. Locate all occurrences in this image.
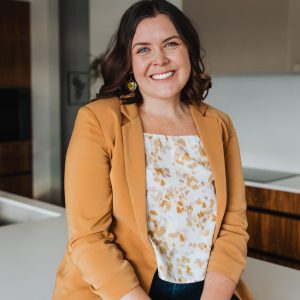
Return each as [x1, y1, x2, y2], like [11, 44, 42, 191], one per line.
[144, 133, 217, 283]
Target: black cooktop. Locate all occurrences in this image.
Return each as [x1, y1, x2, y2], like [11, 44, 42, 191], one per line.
[243, 167, 298, 183]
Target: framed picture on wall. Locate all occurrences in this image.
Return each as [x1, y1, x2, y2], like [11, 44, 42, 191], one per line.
[68, 71, 90, 105]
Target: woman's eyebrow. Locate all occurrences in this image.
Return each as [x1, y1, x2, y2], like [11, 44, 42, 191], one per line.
[132, 35, 181, 49]
[163, 35, 181, 43]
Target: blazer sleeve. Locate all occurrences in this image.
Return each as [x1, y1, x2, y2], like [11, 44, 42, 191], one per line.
[64, 106, 139, 299]
[206, 116, 249, 284]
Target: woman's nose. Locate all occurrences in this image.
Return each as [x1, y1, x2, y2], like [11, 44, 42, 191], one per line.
[152, 49, 169, 66]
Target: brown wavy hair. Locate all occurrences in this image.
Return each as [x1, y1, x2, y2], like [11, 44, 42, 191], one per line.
[95, 0, 212, 105]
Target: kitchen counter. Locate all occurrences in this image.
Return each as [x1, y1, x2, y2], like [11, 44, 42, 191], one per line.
[1, 191, 300, 300]
[245, 175, 300, 194]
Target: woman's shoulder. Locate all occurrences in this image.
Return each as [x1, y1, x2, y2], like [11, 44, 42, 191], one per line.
[200, 102, 233, 128]
[74, 97, 123, 137]
[77, 97, 122, 124]
[199, 102, 237, 147]
[84, 96, 121, 114]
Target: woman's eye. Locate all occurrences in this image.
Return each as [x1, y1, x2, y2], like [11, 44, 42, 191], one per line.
[165, 41, 178, 48]
[137, 47, 149, 54]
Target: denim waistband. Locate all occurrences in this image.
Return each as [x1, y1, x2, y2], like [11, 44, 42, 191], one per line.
[149, 271, 239, 300]
[149, 271, 204, 300]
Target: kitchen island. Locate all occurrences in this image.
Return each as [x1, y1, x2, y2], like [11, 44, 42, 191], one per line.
[0, 190, 299, 300]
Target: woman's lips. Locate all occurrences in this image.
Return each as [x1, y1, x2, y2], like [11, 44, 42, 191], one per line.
[150, 71, 175, 80]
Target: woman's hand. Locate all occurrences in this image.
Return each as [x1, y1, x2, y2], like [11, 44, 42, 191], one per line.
[120, 285, 151, 300]
[200, 272, 236, 300]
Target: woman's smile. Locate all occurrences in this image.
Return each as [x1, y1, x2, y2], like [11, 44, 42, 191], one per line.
[150, 70, 175, 80]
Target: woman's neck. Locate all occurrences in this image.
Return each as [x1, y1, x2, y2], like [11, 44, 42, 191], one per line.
[139, 97, 189, 119]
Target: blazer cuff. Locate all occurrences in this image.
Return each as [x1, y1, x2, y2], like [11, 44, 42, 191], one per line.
[206, 244, 247, 284]
[90, 269, 140, 300]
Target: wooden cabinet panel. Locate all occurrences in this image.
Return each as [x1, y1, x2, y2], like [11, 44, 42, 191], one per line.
[247, 210, 300, 261]
[0, 1, 30, 88]
[246, 186, 300, 269]
[246, 186, 300, 216]
[0, 173, 32, 197]
[0, 141, 31, 175]
[184, 0, 300, 74]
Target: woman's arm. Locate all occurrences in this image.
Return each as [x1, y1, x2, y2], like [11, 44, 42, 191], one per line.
[65, 106, 139, 299]
[200, 272, 236, 300]
[205, 116, 249, 290]
[120, 285, 151, 300]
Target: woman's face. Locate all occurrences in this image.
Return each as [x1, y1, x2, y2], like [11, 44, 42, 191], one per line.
[131, 14, 191, 103]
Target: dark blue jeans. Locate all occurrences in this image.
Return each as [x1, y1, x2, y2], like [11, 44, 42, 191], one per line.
[149, 271, 239, 300]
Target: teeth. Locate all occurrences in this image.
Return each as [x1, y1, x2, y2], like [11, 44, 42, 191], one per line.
[151, 71, 174, 80]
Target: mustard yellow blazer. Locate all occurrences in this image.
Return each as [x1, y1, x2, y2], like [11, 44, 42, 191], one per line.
[53, 98, 252, 300]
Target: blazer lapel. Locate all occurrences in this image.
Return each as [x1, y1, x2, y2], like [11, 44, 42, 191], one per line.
[189, 103, 227, 242]
[121, 103, 151, 248]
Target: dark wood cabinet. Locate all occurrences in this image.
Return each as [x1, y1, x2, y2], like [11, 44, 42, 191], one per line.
[246, 186, 300, 270]
[0, 141, 32, 197]
[0, 1, 31, 89]
[0, 1, 32, 197]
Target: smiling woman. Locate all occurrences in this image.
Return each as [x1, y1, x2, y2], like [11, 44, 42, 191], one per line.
[52, 1, 252, 300]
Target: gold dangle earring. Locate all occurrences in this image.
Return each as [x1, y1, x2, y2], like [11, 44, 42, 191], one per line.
[126, 74, 137, 92]
[120, 73, 138, 101]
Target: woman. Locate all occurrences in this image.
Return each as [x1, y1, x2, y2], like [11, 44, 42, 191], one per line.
[53, 1, 252, 299]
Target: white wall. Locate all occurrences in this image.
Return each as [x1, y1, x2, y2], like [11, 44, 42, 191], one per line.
[20, 0, 61, 204]
[206, 75, 300, 173]
[89, 0, 182, 97]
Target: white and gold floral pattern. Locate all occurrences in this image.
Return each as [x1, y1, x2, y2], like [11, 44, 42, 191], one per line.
[144, 133, 217, 283]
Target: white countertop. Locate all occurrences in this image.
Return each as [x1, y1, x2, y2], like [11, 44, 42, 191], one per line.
[0, 216, 67, 300]
[0, 191, 66, 300]
[245, 175, 300, 194]
[1, 191, 300, 300]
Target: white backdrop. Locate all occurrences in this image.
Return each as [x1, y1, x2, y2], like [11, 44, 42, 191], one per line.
[207, 75, 300, 173]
